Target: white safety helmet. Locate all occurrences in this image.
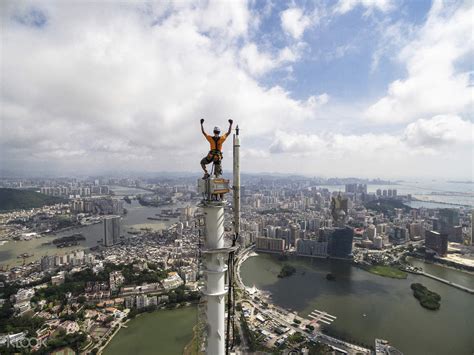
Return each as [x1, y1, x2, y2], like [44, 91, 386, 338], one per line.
[213, 126, 221, 133]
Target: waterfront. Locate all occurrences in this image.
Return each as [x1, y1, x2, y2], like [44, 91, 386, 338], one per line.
[104, 306, 197, 355]
[0, 198, 177, 267]
[406, 257, 474, 289]
[316, 180, 474, 207]
[240, 253, 474, 355]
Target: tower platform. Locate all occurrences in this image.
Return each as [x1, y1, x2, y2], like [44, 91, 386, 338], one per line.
[197, 177, 230, 202]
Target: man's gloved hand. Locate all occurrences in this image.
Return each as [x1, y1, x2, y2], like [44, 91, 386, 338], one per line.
[228, 119, 233, 124]
[200, 118, 205, 124]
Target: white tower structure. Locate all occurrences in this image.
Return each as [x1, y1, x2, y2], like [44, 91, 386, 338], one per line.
[197, 178, 233, 355]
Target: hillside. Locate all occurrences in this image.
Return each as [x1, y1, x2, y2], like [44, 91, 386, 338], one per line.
[0, 188, 66, 212]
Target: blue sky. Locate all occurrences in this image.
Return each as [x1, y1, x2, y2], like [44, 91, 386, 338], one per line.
[251, 1, 431, 100]
[1, 0, 473, 179]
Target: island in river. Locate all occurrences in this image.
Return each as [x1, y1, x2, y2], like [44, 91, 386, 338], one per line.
[278, 264, 296, 278]
[411, 283, 441, 310]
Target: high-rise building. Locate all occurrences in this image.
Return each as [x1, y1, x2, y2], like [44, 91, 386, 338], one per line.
[409, 222, 424, 240]
[376, 223, 388, 235]
[431, 218, 440, 232]
[425, 230, 448, 256]
[451, 226, 463, 243]
[390, 227, 408, 245]
[109, 271, 125, 292]
[104, 216, 121, 247]
[367, 224, 377, 241]
[40, 255, 56, 271]
[438, 209, 459, 228]
[256, 237, 285, 253]
[289, 224, 300, 247]
[296, 239, 328, 257]
[438, 209, 461, 242]
[345, 183, 367, 194]
[331, 194, 348, 227]
[328, 227, 353, 259]
[374, 235, 383, 249]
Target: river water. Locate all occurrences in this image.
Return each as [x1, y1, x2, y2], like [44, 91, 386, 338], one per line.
[407, 257, 474, 289]
[104, 306, 197, 355]
[240, 253, 474, 355]
[0, 186, 180, 267]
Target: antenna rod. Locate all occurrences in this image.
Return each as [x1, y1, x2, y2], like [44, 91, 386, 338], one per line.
[233, 125, 241, 245]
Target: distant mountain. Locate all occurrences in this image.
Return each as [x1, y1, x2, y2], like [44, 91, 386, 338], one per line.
[0, 188, 66, 212]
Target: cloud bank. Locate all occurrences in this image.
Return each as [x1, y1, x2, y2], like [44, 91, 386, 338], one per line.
[0, 0, 472, 179]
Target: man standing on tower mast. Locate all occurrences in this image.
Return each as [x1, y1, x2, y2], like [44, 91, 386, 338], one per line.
[200, 118, 233, 179]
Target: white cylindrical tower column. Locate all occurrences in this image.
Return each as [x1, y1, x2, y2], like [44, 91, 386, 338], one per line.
[202, 203, 227, 355]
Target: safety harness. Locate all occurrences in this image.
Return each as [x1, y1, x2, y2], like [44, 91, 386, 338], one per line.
[209, 136, 223, 161]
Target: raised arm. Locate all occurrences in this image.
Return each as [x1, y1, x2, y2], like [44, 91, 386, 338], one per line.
[226, 119, 233, 136]
[200, 118, 207, 136]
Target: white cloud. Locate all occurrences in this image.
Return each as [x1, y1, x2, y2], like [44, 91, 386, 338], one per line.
[239, 43, 277, 76]
[280, 7, 311, 40]
[403, 115, 474, 148]
[1, 1, 471, 180]
[240, 148, 270, 159]
[270, 115, 473, 157]
[370, 20, 415, 72]
[239, 43, 299, 76]
[270, 129, 402, 157]
[334, 0, 394, 15]
[270, 131, 326, 154]
[365, 1, 474, 123]
[0, 1, 327, 174]
[267, 115, 473, 178]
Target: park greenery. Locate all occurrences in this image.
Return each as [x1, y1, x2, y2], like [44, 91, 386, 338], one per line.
[278, 264, 296, 278]
[36, 331, 88, 355]
[102, 262, 168, 285]
[0, 262, 200, 354]
[258, 208, 296, 215]
[410, 283, 441, 310]
[303, 341, 334, 354]
[0, 188, 65, 212]
[321, 326, 374, 350]
[364, 198, 411, 214]
[368, 265, 407, 279]
[287, 332, 305, 344]
[0, 309, 45, 335]
[239, 311, 259, 352]
[29, 263, 170, 304]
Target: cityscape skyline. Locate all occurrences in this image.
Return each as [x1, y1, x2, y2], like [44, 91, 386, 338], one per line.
[0, 173, 472, 354]
[1, 0, 473, 179]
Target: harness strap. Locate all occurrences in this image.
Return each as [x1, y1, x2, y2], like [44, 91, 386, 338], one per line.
[212, 136, 220, 151]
